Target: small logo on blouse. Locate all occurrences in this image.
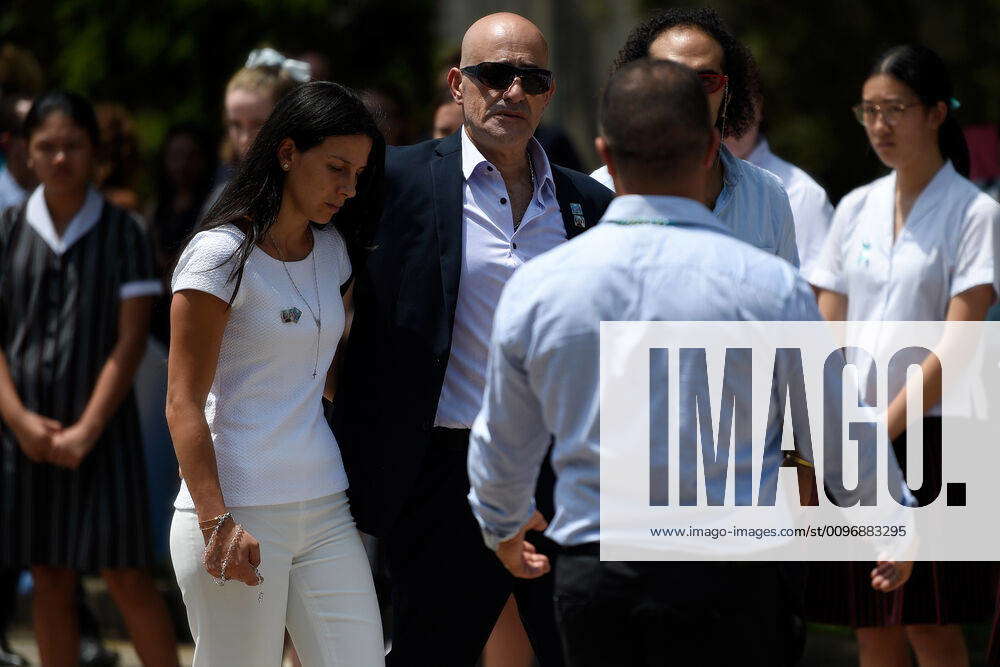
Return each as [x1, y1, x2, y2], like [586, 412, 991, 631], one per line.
[569, 202, 586, 228]
[857, 240, 872, 268]
[280, 307, 302, 324]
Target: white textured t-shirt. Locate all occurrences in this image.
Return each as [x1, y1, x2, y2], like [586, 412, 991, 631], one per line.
[171, 223, 352, 508]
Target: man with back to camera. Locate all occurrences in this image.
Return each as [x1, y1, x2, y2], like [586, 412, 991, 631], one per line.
[331, 11, 613, 666]
[467, 59, 912, 667]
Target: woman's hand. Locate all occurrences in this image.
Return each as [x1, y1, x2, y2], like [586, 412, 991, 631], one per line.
[48, 421, 99, 469]
[202, 518, 263, 587]
[10, 409, 62, 463]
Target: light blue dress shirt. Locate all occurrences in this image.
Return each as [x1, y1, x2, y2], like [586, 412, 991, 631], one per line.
[591, 146, 800, 267]
[467, 194, 823, 550]
[0, 166, 27, 212]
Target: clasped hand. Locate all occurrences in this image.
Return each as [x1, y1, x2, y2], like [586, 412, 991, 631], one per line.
[11, 409, 97, 469]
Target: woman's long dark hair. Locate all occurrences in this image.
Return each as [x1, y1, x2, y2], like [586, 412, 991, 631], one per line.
[871, 45, 970, 177]
[198, 80, 385, 301]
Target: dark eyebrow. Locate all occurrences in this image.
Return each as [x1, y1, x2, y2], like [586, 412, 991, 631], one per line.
[327, 154, 354, 165]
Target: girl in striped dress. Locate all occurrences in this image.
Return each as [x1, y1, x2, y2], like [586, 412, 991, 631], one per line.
[0, 91, 178, 666]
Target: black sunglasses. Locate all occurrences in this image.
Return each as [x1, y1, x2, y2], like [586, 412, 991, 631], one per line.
[460, 62, 553, 95]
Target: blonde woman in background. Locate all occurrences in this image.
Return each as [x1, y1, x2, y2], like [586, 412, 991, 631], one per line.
[201, 48, 310, 217]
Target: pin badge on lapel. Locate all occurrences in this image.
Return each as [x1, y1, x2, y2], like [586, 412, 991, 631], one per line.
[280, 307, 302, 324]
[569, 202, 587, 229]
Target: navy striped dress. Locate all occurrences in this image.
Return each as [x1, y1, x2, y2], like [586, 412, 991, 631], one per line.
[0, 190, 158, 572]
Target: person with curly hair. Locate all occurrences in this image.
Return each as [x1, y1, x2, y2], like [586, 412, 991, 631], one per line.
[591, 7, 799, 267]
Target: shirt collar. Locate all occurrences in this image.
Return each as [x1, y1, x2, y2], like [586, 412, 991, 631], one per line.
[460, 126, 555, 196]
[717, 143, 742, 189]
[601, 194, 733, 237]
[25, 184, 105, 256]
[745, 137, 772, 166]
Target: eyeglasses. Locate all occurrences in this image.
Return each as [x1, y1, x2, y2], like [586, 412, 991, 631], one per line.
[460, 62, 554, 95]
[852, 101, 921, 127]
[699, 73, 728, 94]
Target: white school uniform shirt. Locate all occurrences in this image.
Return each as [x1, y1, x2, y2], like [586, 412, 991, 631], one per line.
[25, 185, 162, 299]
[806, 161, 1000, 414]
[590, 144, 800, 267]
[434, 129, 566, 429]
[746, 138, 834, 275]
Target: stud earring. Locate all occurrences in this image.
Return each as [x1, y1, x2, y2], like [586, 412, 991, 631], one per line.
[282, 163, 290, 170]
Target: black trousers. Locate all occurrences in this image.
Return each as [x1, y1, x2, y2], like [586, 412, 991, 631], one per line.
[553, 550, 796, 667]
[385, 428, 563, 666]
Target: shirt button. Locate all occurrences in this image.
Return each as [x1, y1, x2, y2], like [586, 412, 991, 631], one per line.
[486, 165, 494, 172]
[500, 197, 507, 205]
[511, 242, 518, 250]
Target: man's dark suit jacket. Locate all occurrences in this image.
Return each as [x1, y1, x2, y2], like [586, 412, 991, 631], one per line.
[332, 130, 614, 537]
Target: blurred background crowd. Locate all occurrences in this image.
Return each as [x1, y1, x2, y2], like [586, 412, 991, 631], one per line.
[2, 0, 1000, 664]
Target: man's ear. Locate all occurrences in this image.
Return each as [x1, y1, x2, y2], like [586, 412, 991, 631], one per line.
[595, 135, 620, 190]
[543, 77, 557, 109]
[447, 67, 464, 105]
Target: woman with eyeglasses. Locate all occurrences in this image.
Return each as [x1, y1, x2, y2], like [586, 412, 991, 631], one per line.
[166, 81, 386, 666]
[806, 45, 999, 666]
[592, 7, 800, 267]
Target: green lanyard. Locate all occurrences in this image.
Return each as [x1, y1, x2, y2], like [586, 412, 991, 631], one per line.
[605, 219, 675, 227]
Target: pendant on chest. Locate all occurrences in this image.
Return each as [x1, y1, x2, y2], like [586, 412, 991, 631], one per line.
[280, 307, 302, 324]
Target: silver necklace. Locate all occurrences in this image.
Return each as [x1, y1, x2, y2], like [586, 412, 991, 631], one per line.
[513, 150, 535, 233]
[269, 230, 322, 378]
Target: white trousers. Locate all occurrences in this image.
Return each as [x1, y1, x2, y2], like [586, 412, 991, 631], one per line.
[170, 491, 384, 666]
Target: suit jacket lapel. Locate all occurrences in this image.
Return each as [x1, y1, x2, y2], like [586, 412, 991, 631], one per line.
[430, 131, 465, 335]
[551, 167, 596, 239]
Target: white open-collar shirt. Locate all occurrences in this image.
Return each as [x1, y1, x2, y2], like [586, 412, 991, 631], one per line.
[434, 128, 565, 429]
[806, 161, 1000, 415]
[747, 138, 834, 275]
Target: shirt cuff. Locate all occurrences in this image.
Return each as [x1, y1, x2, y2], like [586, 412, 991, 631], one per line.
[120, 279, 163, 299]
[803, 267, 843, 294]
[949, 273, 996, 301]
[481, 525, 521, 552]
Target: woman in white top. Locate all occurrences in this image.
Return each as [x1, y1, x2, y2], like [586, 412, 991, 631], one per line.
[166, 81, 386, 666]
[806, 45, 999, 666]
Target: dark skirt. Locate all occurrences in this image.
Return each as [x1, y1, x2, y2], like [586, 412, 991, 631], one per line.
[805, 418, 997, 627]
[0, 202, 159, 572]
[0, 394, 154, 573]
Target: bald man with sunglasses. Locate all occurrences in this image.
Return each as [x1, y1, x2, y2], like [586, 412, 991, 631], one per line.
[332, 12, 613, 666]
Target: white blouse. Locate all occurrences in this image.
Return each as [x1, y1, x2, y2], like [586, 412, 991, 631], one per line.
[806, 161, 1000, 415]
[171, 224, 352, 508]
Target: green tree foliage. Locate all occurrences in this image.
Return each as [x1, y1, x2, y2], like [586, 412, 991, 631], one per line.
[641, 0, 1000, 201]
[1, 0, 436, 167]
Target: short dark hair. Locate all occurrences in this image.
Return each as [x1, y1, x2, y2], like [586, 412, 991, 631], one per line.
[613, 7, 760, 139]
[871, 45, 969, 178]
[23, 90, 100, 147]
[600, 58, 711, 181]
[199, 81, 385, 304]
